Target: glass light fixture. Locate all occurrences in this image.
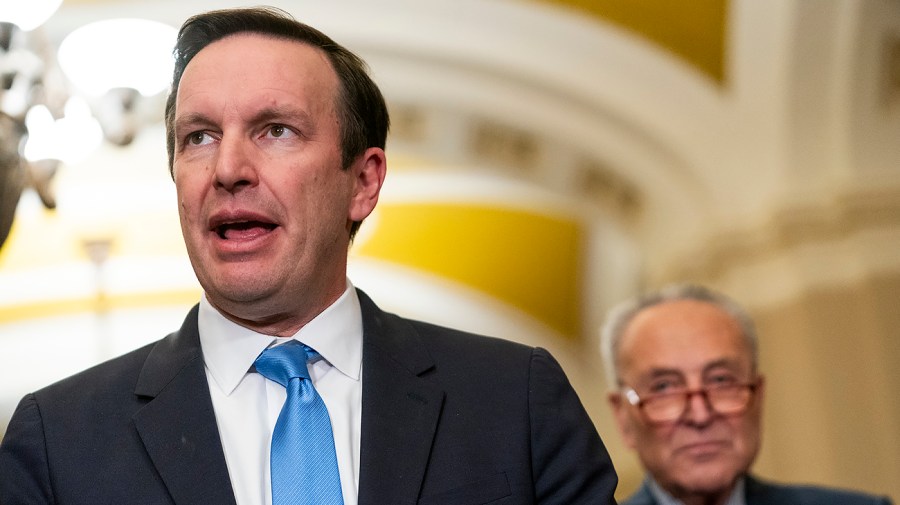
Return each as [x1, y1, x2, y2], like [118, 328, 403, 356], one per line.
[57, 18, 177, 97]
[24, 98, 103, 164]
[0, 0, 62, 31]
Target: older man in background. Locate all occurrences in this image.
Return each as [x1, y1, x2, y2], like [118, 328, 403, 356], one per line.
[600, 284, 892, 505]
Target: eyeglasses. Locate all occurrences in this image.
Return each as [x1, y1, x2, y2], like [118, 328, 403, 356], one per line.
[622, 381, 759, 424]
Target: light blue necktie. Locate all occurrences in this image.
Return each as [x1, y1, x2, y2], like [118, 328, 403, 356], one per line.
[254, 340, 344, 505]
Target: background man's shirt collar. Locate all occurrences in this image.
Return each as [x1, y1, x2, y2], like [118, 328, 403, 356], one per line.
[646, 475, 746, 505]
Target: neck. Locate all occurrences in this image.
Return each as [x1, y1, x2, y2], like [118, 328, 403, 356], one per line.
[678, 493, 731, 505]
[650, 477, 741, 505]
[208, 281, 347, 337]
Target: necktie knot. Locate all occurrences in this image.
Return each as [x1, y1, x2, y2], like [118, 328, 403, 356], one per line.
[254, 340, 313, 387]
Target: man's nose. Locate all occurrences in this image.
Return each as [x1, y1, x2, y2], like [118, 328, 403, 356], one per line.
[214, 135, 258, 192]
[682, 390, 715, 426]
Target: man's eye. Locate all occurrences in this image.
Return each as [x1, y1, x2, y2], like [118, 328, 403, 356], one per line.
[707, 374, 738, 387]
[649, 380, 680, 394]
[265, 124, 295, 139]
[188, 132, 211, 146]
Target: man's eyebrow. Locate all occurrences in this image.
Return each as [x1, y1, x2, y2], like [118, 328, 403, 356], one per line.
[702, 358, 742, 375]
[173, 112, 214, 134]
[647, 367, 684, 379]
[173, 105, 317, 138]
[249, 105, 315, 132]
[640, 368, 684, 382]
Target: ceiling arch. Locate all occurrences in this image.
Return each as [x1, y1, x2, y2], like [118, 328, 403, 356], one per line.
[541, 0, 729, 82]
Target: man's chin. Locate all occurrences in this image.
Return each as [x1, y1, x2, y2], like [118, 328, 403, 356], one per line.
[668, 465, 741, 497]
[204, 282, 280, 315]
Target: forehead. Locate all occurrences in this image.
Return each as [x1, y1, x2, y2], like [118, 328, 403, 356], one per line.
[617, 299, 752, 380]
[176, 32, 339, 111]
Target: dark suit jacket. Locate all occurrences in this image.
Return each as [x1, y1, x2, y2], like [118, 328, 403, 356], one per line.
[0, 290, 618, 504]
[621, 475, 892, 505]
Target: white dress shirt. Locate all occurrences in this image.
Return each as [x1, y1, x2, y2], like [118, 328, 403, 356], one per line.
[198, 281, 363, 505]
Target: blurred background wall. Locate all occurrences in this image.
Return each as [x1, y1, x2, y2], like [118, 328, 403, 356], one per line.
[0, 0, 898, 501]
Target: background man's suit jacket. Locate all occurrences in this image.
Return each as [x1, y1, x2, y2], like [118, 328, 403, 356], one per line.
[622, 475, 892, 505]
[0, 290, 618, 504]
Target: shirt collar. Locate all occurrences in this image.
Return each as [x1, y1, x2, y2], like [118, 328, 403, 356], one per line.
[646, 475, 746, 505]
[198, 280, 363, 396]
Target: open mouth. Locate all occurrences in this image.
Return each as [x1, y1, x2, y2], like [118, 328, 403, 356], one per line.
[214, 220, 278, 240]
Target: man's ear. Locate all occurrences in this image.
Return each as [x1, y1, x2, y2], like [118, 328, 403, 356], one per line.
[608, 391, 638, 450]
[348, 147, 387, 222]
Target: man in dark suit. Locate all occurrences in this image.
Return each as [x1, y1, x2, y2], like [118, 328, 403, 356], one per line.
[600, 284, 891, 505]
[0, 7, 618, 505]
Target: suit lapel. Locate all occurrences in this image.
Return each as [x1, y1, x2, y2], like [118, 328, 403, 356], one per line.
[132, 305, 237, 505]
[356, 290, 445, 505]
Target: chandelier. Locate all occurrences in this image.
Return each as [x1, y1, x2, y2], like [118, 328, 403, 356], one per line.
[0, 1, 176, 250]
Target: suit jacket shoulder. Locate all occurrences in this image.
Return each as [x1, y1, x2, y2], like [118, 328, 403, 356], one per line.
[746, 475, 893, 505]
[355, 289, 618, 505]
[0, 305, 236, 505]
[619, 475, 893, 505]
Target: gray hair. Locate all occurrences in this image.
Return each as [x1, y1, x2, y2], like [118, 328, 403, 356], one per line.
[599, 283, 759, 389]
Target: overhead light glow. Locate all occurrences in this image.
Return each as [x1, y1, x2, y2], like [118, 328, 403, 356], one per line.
[57, 18, 177, 97]
[0, 0, 62, 31]
[24, 98, 103, 164]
